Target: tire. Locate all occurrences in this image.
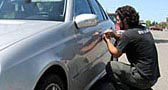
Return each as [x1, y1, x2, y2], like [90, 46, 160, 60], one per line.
[35, 74, 65, 90]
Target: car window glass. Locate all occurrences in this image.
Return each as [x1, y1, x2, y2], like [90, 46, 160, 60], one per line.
[97, 2, 108, 20]
[0, 0, 66, 21]
[75, 0, 92, 16]
[89, 0, 104, 21]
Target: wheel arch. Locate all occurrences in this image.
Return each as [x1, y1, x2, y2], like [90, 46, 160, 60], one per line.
[34, 65, 68, 90]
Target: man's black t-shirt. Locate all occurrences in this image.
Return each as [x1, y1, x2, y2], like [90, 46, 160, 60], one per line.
[116, 26, 160, 81]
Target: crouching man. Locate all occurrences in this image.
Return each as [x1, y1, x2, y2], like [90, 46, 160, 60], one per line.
[103, 5, 160, 90]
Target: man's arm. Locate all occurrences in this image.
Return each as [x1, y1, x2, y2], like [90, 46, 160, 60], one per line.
[103, 34, 122, 57]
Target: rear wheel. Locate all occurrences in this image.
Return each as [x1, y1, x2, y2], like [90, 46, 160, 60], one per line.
[35, 74, 65, 90]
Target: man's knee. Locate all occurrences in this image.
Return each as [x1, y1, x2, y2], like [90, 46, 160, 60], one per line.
[109, 61, 122, 73]
[106, 61, 121, 76]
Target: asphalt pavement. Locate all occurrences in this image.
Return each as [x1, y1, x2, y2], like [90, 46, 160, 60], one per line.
[90, 31, 168, 90]
[151, 31, 168, 90]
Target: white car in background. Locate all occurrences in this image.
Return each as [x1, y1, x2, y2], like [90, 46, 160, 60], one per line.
[0, 0, 115, 90]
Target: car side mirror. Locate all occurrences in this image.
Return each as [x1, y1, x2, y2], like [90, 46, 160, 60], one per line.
[75, 14, 98, 29]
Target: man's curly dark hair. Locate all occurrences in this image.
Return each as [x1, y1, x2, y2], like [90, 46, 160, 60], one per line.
[115, 5, 140, 29]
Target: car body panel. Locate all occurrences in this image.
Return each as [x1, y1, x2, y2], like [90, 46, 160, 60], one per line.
[0, 21, 76, 90]
[0, 20, 62, 51]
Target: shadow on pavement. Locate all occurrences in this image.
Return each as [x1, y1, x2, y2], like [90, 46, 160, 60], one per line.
[154, 39, 168, 44]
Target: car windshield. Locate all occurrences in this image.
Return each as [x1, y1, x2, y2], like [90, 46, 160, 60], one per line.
[0, 0, 65, 21]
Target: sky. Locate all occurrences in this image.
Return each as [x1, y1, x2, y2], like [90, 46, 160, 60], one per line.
[98, 0, 168, 22]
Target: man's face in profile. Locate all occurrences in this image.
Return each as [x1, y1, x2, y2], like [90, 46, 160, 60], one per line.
[116, 15, 124, 30]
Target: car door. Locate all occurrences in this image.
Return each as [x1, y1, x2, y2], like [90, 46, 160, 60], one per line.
[68, 0, 114, 89]
[85, 0, 115, 84]
[67, 0, 100, 89]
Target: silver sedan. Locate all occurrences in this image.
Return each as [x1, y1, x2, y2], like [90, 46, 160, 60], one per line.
[0, 0, 115, 90]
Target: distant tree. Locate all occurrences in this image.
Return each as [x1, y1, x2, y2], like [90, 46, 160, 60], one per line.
[166, 24, 168, 28]
[162, 23, 167, 28]
[152, 21, 156, 26]
[151, 21, 160, 26]
[158, 23, 162, 27]
[155, 22, 159, 27]
[146, 20, 151, 28]
[159, 22, 168, 28]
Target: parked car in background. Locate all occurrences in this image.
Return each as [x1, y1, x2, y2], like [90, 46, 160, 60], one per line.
[149, 26, 163, 31]
[0, 0, 115, 90]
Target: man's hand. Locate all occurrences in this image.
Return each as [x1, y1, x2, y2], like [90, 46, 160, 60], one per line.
[102, 29, 115, 42]
[103, 29, 122, 57]
[104, 29, 115, 38]
[103, 29, 121, 40]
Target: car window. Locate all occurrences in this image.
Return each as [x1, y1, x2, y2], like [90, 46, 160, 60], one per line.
[89, 0, 104, 22]
[0, 0, 66, 21]
[109, 14, 117, 23]
[97, 2, 108, 20]
[75, 0, 92, 16]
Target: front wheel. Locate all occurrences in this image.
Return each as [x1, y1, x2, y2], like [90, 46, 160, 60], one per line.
[35, 74, 65, 90]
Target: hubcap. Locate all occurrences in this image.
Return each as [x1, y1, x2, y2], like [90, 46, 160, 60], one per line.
[45, 83, 62, 90]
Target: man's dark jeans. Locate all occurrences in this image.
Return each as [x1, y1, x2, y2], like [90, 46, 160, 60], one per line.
[106, 61, 156, 90]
